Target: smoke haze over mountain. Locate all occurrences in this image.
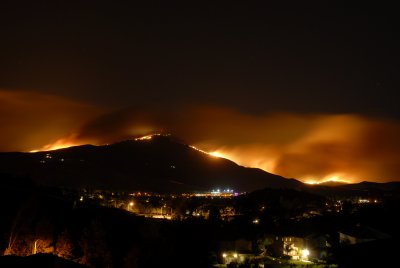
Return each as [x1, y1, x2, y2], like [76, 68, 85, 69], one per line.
[1, 90, 399, 183]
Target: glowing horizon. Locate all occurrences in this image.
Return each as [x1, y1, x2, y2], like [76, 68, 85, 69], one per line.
[209, 151, 226, 158]
[29, 136, 83, 153]
[27, 133, 356, 184]
[304, 176, 351, 185]
[3, 91, 398, 184]
[29, 142, 78, 153]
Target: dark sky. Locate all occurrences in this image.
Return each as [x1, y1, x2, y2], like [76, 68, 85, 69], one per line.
[1, 1, 399, 183]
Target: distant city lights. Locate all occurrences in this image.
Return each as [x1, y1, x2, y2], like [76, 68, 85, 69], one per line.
[193, 189, 241, 198]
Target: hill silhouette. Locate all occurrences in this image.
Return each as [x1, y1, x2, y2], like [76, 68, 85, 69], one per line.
[0, 135, 301, 192]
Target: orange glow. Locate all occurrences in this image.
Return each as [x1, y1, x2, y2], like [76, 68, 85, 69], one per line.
[14, 104, 400, 184]
[189, 145, 209, 154]
[0, 89, 102, 153]
[304, 180, 319, 185]
[134, 133, 164, 141]
[134, 135, 153, 141]
[188, 112, 399, 184]
[190, 146, 227, 159]
[193, 139, 356, 184]
[304, 174, 351, 185]
[192, 144, 279, 172]
[209, 151, 226, 158]
[30, 136, 81, 152]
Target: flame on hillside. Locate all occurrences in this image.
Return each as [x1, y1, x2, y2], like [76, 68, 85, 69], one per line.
[304, 175, 351, 185]
[191, 143, 355, 184]
[189, 145, 226, 159]
[134, 133, 168, 141]
[29, 136, 82, 152]
[209, 151, 226, 158]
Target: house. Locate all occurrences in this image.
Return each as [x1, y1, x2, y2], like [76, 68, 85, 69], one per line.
[271, 233, 331, 261]
[273, 236, 309, 261]
[218, 238, 256, 265]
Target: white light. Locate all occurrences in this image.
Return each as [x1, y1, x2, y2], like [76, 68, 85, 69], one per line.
[233, 253, 238, 258]
[209, 151, 224, 158]
[222, 253, 227, 258]
[301, 249, 310, 258]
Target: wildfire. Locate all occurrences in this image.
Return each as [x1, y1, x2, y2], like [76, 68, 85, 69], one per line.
[189, 145, 208, 154]
[209, 151, 226, 158]
[29, 136, 81, 152]
[134, 133, 172, 141]
[191, 143, 356, 184]
[304, 175, 350, 185]
[134, 135, 153, 141]
[27, 132, 354, 185]
[189, 145, 227, 159]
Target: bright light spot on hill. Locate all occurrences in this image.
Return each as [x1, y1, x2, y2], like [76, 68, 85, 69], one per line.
[209, 151, 225, 158]
[304, 174, 351, 185]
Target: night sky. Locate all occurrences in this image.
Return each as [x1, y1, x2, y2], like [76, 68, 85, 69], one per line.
[1, 1, 399, 183]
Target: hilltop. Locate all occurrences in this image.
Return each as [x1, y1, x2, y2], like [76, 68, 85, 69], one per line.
[0, 134, 301, 192]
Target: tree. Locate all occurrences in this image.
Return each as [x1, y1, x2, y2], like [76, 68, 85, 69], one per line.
[79, 220, 112, 268]
[4, 197, 39, 256]
[55, 230, 74, 259]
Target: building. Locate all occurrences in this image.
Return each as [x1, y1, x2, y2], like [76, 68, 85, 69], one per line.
[271, 232, 331, 261]
[219, 238, 256, 265]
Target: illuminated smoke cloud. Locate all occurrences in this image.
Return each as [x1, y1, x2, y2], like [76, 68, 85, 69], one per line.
[0, 89, 101, 152]
[73, 106, 400, 183]
[185, 110, 400, 183]
[1, 94, 399, 184]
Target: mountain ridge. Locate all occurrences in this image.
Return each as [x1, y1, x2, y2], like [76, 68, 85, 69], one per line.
[1, 135, 399, 195]
[0, 135, 302, 192]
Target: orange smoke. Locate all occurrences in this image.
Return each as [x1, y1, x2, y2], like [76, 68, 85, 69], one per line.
[1, 94, 400, 184]
[185, 109, 400, 183]
[0, 89, 103, 152]
[48, 106, 400, 183]
[30, 135, 90, 152]
[304, 175, 351, 185]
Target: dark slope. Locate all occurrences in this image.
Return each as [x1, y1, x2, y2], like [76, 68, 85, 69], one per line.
[303, 181, 400, 197]
[0, 254, 88, 268]
[0, 135, 301, 192]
